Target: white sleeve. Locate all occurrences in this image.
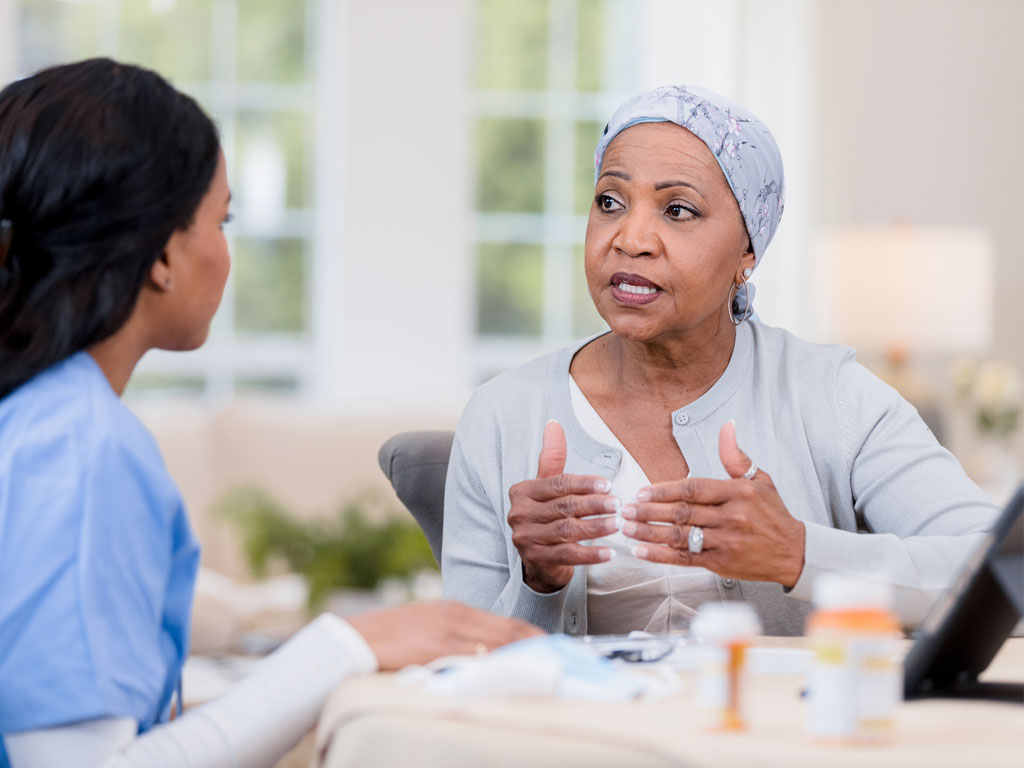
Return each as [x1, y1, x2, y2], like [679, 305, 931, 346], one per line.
[5, 718, 138, 768]
[5, 614, 378, 768]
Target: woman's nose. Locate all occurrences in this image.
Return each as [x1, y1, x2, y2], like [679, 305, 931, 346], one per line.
[611, 208, 660, 258]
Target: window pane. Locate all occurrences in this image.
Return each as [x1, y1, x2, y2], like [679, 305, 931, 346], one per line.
[574, 120, 603, 214]
[477, 118, 545, 213]
[576, 0, 605, 92]
[118, 0, 213, 83]
[237, 111, 310, 211]
[237, 0, 307, 82]
[573, 245, 606, 337]
[476, 0, 548, 90]
[477, 242, 543, 336]
[234, 238, 307, 333]
[18, 0, 104, 74]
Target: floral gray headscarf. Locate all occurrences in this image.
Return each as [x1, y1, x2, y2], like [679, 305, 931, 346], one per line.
[594, 85, 785, 320]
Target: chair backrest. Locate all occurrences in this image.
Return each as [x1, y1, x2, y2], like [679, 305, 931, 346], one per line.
[377, 430, 455, 566]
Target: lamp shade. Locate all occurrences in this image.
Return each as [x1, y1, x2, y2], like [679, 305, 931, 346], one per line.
[819, 227, 994, 354]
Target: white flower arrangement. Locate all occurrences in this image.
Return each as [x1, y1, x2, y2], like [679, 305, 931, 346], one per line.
[951, 357, 1022, 437]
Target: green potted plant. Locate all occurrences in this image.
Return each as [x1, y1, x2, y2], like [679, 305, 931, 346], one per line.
[218, 487, 437, 612]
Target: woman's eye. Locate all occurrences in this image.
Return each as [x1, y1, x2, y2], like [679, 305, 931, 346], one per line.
[666, 203, 696, 220]
[220, 212, 235, 230]
[596, 194, 622, 212]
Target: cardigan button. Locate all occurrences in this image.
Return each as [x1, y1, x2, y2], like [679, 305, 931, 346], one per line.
[673, 412, 689, 426]
[723, 578, 735, 588]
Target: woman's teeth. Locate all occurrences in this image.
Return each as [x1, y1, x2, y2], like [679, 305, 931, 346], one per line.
[616, 283, 658, 295]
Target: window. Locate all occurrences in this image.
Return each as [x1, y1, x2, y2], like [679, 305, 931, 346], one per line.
[15, 0, 319, 398]
[472, 0, 638, 380]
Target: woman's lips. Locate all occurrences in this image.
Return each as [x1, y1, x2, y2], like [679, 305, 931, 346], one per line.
[610, 272, 663, 306]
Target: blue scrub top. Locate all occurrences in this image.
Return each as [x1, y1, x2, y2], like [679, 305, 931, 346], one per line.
[0, 352, 200, 765]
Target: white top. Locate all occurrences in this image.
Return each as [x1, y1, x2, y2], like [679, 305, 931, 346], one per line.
[3, 614, 377, 768]
[570, 376, 720, 634]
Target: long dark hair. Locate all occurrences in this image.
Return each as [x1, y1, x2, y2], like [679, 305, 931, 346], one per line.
[0, 58, 219, 398]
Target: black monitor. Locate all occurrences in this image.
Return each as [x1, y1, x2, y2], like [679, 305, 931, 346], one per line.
[903, 485, 1024, 701]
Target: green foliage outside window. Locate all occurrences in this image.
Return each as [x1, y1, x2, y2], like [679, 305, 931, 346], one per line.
[234, 238, 306, 334]
[576, 0, 606, 92]
[118, 0, 213, 82]
[219, 487, 437, 612]
[476, 0, 548, 90]
[477, 118, 545, 213]
[476, 242, 543, 336]
[237, 0, 307, 82]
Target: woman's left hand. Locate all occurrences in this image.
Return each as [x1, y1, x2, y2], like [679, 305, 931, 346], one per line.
[621, 420, 806, 587]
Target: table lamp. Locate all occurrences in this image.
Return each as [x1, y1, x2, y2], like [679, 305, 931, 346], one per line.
[817, 225, 994, 443]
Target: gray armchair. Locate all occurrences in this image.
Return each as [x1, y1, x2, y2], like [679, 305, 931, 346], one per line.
[377, 430, 455, 566]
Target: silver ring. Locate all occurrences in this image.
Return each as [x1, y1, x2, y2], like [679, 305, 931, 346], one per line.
[742, 462, 758, 480]
[688, 525, 704, 554]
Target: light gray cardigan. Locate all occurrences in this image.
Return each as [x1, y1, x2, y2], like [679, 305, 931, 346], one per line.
[441, 322, 999, 636]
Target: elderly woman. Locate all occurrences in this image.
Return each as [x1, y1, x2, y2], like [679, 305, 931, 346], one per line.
[441, 85, 999, 636]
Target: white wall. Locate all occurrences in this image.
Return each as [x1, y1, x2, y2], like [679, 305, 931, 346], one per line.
[812, 0, 1024, 374]
[314, 0, 475, 413]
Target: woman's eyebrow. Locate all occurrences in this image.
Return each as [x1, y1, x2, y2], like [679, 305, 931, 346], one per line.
[597, 170, 630, 182]
[654, 180, 701, 192]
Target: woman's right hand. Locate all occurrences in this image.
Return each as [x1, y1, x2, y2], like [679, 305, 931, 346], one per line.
[348, 601, 541, 670]
[507, 420, 618, 594]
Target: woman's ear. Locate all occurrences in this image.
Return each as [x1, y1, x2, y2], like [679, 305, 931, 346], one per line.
[150, 227, 187, 291]
[735, 244, 755, 283]
[149, 251, 173, 291]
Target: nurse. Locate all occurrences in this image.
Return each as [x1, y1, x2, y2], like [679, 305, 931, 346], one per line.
[0, 59, 537, 768]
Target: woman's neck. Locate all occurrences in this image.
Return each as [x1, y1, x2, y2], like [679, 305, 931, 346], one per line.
[86, 324, 149, 397]
[593, 318, 738, 406]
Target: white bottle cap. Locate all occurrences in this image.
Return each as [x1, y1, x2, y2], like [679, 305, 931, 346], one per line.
[690, 601, 762, 641]
[812, 573, 893, 611]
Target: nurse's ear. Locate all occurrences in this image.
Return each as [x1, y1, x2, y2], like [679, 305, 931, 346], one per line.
[149, 244, 177, 291]
[150, 224, 194, 291]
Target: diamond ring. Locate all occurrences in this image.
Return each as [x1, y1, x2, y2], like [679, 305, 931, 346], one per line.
[688, 525, 704, 554]
[742, 462, 758, 480]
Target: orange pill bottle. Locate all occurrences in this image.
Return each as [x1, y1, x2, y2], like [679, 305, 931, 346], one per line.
[691, 602, 762, 731]
[806, 575, 901, 743]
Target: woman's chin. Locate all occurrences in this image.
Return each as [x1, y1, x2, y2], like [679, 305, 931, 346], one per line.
[158, 326, 212, 352]
[604, 317, 664, 343]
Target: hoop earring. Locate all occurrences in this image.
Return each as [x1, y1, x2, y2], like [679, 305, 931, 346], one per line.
[730, 277, 752, 326]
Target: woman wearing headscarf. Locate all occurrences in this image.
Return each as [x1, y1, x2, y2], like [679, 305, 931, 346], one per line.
[441, 85, 999, 636]
[0, 59, 537, 768]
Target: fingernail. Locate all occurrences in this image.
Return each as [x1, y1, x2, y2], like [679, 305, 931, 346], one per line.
[631, 546, 648, 559]
[603, 516, 618, 533]
[603, 496, 621, 513]
[622, 521, 638, 537]
[621, 504, 638, 520]
[614, 510, 624, 530]
[600, 548, 615, 561]
[636, 488, 651, 501]
[545, 418, 559, 426]
[595, 478, 612, 493]
[727, 418, 735, 426]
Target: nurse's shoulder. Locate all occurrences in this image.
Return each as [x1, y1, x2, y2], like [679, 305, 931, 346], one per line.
[0, 350, 177, 518]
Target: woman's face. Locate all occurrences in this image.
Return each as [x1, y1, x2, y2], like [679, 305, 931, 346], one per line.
[584, 122, 754, 344]
[155, 151, 232, 351]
